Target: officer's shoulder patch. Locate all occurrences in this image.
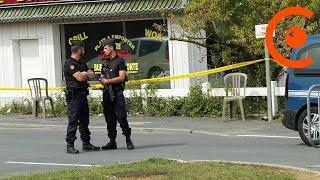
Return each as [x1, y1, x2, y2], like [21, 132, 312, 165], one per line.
[70, 64, 75, 70]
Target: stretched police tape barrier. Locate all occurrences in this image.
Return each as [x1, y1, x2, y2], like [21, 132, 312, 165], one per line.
[0, 58, 270, 91]
[125, 59, 266, 85]
[0, 87, 65, 91]
[91, 58, 268, 89]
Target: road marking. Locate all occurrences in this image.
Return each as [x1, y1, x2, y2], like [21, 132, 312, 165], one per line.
[4, 161, 102, 167]
[129, 122, 152, 125]
[308, 164, 320, 168]
[236, 135, 300, 139]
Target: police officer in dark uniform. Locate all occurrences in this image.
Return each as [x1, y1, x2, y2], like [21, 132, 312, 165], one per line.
[64, 40, 100, 154]
[99, 39, 134, 150]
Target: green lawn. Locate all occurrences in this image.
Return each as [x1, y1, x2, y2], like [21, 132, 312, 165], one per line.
[5, 158, 319, 180]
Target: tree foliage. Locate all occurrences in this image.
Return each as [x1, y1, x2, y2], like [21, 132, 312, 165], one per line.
[178, 0, 320, 86]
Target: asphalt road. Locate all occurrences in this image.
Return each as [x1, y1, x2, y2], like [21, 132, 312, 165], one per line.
[1, 126, 320, 178]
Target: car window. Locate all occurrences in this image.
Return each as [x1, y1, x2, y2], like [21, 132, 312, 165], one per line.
[121, 40, 138, 55]
[293, 43, 320, 76]
[139, 40, 162, 57]
[300, 45, 320, 68]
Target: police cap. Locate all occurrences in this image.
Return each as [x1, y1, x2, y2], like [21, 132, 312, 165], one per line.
[101, 38, 116, 47]
[70, 40, 84, 51]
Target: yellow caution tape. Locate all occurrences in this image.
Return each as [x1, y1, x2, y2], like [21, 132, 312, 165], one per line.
[125, 59, 266, 85]
[0, 88, 30, 91]
[0, 58, 270, 91]
[0, 87, 65, 91]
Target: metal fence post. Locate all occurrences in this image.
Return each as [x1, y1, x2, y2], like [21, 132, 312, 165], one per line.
[141, 84, 149, 110]
[202, 83, 211, 95]
[307, 84, 320, 148]
[271, 81, 278, 117]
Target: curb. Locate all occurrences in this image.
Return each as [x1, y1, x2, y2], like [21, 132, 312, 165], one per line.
[0, 123, 229, 136]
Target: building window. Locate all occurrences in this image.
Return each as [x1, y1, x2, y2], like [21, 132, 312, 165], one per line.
[63, 19, 170, 88]
[19, 39, 39, 58]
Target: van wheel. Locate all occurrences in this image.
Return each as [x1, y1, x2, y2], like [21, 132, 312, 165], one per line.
[298, 107, 320, 146]
[147, 67, 164, 78]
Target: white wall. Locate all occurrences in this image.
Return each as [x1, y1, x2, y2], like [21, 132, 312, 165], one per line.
[167, 18, 208, 89]
[0, 23, 62, 88]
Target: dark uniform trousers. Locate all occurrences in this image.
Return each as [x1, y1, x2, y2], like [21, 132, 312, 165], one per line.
[102, 90, 131, 140]
[66, 92, 91, 144]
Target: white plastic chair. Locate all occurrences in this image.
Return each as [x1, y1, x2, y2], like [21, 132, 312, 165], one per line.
[222, 73, 247, 122]
[27, 78, 56, 118]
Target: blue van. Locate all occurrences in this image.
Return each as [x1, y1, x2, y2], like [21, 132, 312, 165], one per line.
[283, 35, 320, 145]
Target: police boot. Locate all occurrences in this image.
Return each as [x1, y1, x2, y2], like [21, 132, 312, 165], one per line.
[67, 143, 79, 154]
[101, 139, 117, 150]
[126, 138, 135, 150]
[82, 141, 100, 152]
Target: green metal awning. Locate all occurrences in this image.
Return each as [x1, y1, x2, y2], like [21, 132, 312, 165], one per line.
[0, 0, 185, 23]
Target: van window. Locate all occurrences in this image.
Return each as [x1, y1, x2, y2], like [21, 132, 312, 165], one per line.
[139, 40, 162, 57]
[293, 43, 320, 76]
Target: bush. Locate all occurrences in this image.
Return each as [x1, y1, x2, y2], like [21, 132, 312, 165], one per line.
[145, 86, 223, 117]
[146, 97, 184, 116]
[46, 93, 68, 116]
[0, 99, 32, 115]
[88, 96, 103, 116]
[126, 90, 144, 115]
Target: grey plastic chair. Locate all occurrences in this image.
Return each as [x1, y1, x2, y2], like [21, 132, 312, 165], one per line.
[222, 73, 247, 122]
[27, 78, 56, 118]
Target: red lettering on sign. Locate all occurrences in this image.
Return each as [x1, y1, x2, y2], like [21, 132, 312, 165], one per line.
[118, 50, 132, 58]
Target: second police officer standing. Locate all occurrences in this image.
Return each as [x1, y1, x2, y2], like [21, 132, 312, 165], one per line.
[99, 39, 135, 150]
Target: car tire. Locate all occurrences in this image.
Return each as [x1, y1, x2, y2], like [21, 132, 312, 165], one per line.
[298, 106, 320, 146]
